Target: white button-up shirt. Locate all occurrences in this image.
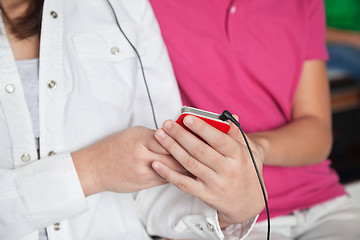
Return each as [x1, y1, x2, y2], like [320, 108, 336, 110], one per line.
[0, 0, 254, 239]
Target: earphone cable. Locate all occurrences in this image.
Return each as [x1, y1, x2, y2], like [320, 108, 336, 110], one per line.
[107, 0, 158, 129]
[107, 1, 269, 237]
[220, 110, 270, 240]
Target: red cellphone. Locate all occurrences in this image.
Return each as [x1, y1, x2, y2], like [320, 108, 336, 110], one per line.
[176, 106, 230, 133]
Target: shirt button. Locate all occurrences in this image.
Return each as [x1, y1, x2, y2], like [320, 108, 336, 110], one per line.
[54, 222, 61, 231]
[110, 46, 120, 55]
[47, 81, 57, 89]
[207, 222, 215, 232]
[21, 153, 31, 162]
[48, 151, 56, 156]
[230, 6, 236, 14]
[195, 223, 203, 231]
[50, 11, 58, 19]
[5, 84, 15, 93]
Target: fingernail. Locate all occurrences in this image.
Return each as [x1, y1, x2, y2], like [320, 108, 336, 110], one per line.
[155, 129, 166, 139]
[163, 120, 172, 130]
[152, 162, 160, 170]
[184, 115, 194, 125]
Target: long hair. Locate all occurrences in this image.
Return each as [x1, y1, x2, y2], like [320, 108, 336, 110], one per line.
[0, 0, 44, 39]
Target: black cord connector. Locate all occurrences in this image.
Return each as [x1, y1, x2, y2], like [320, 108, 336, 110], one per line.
[220, 110, 270, 240]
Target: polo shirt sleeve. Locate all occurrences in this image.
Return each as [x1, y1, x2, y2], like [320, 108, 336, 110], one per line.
[305, 0, 329, 60]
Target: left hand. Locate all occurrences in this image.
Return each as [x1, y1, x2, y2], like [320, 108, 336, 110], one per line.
[152, 115, 266, 226]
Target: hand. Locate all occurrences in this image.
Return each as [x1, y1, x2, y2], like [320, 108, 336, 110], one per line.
[152, 115, 266, 226]
[72, 126, 186, 197]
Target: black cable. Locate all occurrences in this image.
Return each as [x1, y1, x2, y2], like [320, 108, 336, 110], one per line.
[106, 0, 158, 129]
[107, 1, 269, 238]
[220, 110, 270, 240]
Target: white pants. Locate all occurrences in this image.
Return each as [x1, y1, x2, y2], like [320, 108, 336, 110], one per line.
[246, 195, 360, 240]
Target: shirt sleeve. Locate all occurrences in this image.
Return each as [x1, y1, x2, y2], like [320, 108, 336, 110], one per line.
[135, 185, 256, 240]
[0, 153, 88, 239]
[305, 0, 329, 60]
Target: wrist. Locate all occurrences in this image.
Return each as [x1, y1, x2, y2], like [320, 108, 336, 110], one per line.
[218, 211, 257, 229]
[248, 133, 269, 164]
[218, 212, 232, 229]
[72, 148, 103, 197]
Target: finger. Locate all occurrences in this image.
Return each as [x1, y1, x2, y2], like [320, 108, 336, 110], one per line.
[145, 131, 170, 154]
[227, 120, 240, 139]
[154, 153, 188, 173]
[161, 118, 232, 172]
[233, 114, 239, 122]
[180, 116, 242, 160]
[152, 161, 204, 197]
[155, 127, 216, 182]
[227, 114, 245, 143]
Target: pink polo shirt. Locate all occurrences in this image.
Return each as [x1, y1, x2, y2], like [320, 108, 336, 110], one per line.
[150, 0, 346, 221]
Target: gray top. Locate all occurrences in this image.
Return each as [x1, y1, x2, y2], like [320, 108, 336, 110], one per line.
[16, 58, 39, 140]
[16, 58, 47, 240]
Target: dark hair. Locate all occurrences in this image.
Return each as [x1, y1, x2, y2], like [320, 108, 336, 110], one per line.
[0, 0, 44, 39]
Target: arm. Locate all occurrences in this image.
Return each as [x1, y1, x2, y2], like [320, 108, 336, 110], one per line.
[72, 126, 183, 197]
[0, 1, 184, 238]
[250, 60, 333, 166]
[148, 60, 331, 233]
[326, 27, 360, 49]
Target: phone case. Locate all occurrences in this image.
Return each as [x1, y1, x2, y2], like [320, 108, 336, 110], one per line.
[176, 106, 230, 133]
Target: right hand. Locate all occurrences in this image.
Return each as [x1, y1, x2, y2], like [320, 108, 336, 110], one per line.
[152, 115, 266, 226]
[72, 126, 186, 197]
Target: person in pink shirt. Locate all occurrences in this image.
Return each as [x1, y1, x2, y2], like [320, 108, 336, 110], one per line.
[150, 0, 360, 239]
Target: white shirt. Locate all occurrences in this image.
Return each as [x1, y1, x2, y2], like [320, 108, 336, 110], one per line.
[0, 0, 255, 239]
